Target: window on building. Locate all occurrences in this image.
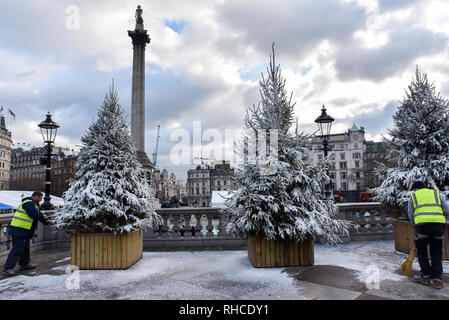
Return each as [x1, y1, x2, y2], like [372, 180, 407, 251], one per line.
[340, 144, 344, 150]
[355, 160, 360, 168]
[353, 153, 361, 159]
[340, 161, 347, 169]
[330, 162, 336, 170]
[329, 172, 336, 180]
[340, 172, 347, 180]
[224, 181, 227, 185]
[356, 171, 361, 179]
[341, 182, 348, 191]
[340, 153, 345, 160]
[318, 154, 323, 161]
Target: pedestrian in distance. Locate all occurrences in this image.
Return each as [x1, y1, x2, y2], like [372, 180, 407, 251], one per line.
[2, 191, 51, 277]
[409, 181, 449, 289]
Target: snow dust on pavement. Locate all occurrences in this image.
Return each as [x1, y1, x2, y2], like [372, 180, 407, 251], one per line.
[1, 241, 448, 300]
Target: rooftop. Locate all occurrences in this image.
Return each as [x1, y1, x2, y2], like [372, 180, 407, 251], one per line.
[2, 240, 449, 300]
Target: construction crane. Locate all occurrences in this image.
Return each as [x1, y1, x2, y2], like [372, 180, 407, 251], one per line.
[152, 125, 161, 167]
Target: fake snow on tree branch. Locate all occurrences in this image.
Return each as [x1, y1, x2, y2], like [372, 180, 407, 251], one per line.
[224, 44, 349, 245]
[373, 67, 449, 208]
[53, 85, 161, 234]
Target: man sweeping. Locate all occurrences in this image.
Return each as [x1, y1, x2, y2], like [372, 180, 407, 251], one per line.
[409, 181, 449, 289]
[2, 191, 50, 277]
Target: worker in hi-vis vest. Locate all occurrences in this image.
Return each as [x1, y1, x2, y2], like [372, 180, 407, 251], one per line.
[2, 191, 50, 277]
[408, 181, 449, 289]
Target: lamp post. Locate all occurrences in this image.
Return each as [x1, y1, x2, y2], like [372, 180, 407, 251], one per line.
[314, 105, 334, 199]
[38, 111, 60, 211]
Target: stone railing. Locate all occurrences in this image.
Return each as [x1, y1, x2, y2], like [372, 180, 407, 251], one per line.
[0, 214, 13, 259]
[337, 202, 403, 241]
[143, 208, 246, 251]
[0, 203, 405, 258]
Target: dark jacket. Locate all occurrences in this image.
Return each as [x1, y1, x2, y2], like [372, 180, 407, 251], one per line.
[8, 197, 49, 239]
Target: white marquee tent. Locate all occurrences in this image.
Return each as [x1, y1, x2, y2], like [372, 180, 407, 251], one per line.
[0, 191, 64, 211]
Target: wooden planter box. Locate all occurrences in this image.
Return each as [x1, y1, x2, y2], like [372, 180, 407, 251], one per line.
[394, 220, 449, 260]
[71, 229, 143, 270]
[247, 235, 314, 268]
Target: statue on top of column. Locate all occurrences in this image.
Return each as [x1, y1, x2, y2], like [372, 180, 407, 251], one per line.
[135, 5, 144, 29]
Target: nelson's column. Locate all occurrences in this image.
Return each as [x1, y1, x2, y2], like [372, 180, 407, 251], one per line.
[128, 5, 154, 175]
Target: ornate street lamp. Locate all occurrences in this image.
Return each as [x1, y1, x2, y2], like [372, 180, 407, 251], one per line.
[38, 111, 60, 211]
[314, 105, 334, 199]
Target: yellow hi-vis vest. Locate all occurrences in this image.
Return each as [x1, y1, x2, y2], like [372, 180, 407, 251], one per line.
[411, 188, 446, 225]
[10, 200, 38, 230]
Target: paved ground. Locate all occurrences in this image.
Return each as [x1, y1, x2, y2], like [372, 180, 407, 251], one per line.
[1, 241, 449, 300]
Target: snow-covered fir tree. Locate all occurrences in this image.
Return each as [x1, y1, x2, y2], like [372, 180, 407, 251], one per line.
[224, 46, 349, 245]
[53, 85, 160, 234]
[373, 67, 449, 208]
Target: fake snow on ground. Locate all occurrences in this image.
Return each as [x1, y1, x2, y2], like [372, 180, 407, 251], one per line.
[1, 241, 449, 300]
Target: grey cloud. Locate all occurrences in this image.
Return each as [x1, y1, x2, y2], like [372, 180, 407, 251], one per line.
[335, 26, 449, 82]
[215, 0, 367, 63]
[377, 0, 423, 12]
[350, 101, 398, 136]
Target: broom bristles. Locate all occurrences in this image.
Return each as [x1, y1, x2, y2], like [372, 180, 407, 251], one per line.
[401, 247, 416, 277]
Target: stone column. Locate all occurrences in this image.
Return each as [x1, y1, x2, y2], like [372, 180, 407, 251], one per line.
[128, 7, 153, 171]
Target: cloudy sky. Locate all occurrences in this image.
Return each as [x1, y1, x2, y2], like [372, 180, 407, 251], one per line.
[1, 0, 449, 180]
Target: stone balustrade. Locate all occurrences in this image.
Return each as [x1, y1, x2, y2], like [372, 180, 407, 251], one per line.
[337, 202, 403, 241]
[0, 203, 406, 259]
[0, 213, 13, 259]
[144, 208, 246, 251]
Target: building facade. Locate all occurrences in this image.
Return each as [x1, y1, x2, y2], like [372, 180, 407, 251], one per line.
[307, 124, 366, 201]
[0, 116, 12, 190]
[363, 140, 391, 190]
[187, 160, 237, 207]
[10, 145, 77, 196]
[152, 169, 188, 204]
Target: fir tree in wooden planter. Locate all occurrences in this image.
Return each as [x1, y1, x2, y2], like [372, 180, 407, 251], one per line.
[225, 45, 349, 268]
[53, 85, 160, 270]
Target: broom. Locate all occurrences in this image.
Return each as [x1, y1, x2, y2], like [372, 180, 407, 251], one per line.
[401, 247, 416, 277]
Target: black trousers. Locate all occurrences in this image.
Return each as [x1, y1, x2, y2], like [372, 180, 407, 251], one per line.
[3, 237, 31, 270]
[414, 223, 445, 279]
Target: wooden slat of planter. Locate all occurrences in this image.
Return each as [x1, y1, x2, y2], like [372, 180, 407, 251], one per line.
[270, 240, 275, 267]
[71, 230, 142, 270]
[261, 237, 266, 267]
[247, 236, 313, 268]
[80, 235, 85, 269]
[121, 234, 126, 269]
[112, 234, 117, 269]
[266, 240, 271, 267]
[255, 236, 261, 267]
[294, 241, 299, 266]
[302, 241, 307, 265]
[71, 236, 76, 266]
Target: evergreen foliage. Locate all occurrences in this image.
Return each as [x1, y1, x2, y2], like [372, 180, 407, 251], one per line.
[373, 67, 449, 208]
[225, 45, 349, 245]
[53, 85, 160, 234]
